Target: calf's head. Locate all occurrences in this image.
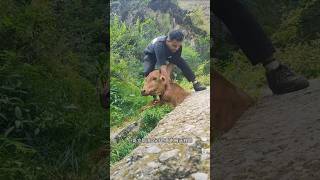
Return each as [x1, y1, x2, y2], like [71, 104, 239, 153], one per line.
[141, 70, 167, 96]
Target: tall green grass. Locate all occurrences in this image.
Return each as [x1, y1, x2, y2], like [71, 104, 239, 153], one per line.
[111, 105, 172, 165]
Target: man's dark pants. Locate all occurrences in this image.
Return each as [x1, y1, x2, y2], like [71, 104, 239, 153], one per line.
[143, 54, 196, 82]
[213, 0, 276, 65]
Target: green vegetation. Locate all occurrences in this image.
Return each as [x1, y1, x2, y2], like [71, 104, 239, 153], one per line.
[214, 0, 320, 99]
[110, 105, 172, 164]
[187, 6, 210, 34]
[0, 0, 107, 179]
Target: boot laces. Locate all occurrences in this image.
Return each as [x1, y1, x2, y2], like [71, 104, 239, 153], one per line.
[278, 65, 294, 80]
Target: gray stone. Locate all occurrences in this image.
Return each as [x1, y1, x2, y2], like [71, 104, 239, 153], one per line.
[147, 161, 160, 168]
[111, 89, 210, 179]
[191, 172, 208, 180]
[200, 136, 208, 142]
[146, 145, 161, 154]
[159, 149, 180, 162]
[213, 80, 320, 179]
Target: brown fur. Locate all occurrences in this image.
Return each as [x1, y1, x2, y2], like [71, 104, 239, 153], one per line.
[212, 70, 254, 133]
[160, 82, 190, 107]
[141, 64, 190, 107]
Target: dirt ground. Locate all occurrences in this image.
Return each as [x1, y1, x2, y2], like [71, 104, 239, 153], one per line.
[212, 79, 320, 180]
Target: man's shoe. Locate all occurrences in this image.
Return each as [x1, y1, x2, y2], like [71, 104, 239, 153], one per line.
[266, 64, 309, 94]
[193, 81, 206, 91]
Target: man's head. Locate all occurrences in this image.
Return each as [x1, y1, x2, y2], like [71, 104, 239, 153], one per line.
[166, 30, 184, 53]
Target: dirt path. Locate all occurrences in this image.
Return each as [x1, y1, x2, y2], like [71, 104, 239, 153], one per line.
[111, 88, 210, 180]
[212, 79, 320, 180]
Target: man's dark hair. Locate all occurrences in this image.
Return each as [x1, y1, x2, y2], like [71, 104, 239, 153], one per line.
[168, 30, 184, 41]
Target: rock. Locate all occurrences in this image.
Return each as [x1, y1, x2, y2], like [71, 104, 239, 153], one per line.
[111, 122, 139, 143]
[213, 80, 320, 179]
[191, 172, 208, 180]
[147, 161, 160, 168]
[110, 89, 210, 179]
[200, 136, 207, 142]
[111, 0, 207, 45]
[146, 145, 161, 154]
[159, 149, 180, 162]
[201, 148, 210, 161]
[184, 124, 194, 131]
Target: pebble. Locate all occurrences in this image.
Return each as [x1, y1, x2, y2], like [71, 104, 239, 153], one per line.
[191, 172, 208, 180]
[159, 149, 180, 162]
[146, 145, 161, 154]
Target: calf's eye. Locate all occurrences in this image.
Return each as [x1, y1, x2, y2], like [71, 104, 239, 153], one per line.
[153, 77, 157, 81]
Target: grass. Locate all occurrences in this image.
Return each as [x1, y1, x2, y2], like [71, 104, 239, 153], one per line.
[110, 104, 173, 165]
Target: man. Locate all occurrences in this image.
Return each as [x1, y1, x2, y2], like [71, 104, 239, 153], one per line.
[213, 0, 309, 94]
[142, 30, 206, 101]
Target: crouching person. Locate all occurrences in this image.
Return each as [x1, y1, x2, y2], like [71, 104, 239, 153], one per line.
[142, 30, 206, 102]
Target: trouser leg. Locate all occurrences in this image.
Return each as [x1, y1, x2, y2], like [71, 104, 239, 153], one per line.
[170, 57, 196, 82]
[143, 54, 156, 77]
[213, 0, 275, 65]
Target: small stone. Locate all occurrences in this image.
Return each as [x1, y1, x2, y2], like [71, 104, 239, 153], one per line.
[159, 149, 179, 162]
[201, 155, 209, 161]
[191, 172, 208, 180]
[200, 136, 208, 142]
[184, 124, 194, 131]
[159, 165, 168, 171]
[201, 148, 210, 160]
[146, 145, 161, 154]
[147, 161, 160, 168]
[187, 138, 196, 146]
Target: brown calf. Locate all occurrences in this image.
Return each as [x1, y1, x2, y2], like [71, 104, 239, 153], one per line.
[141, 64, 190, 107]
[212, 70, 254, 133]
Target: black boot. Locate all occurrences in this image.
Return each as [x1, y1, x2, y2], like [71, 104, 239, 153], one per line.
[193, 81, 206, 91]
[266, 64, 309, 94]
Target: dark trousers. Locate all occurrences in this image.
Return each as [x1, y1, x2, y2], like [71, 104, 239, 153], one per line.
[213, 0, 275, 65]
[143, 54, 196, 82]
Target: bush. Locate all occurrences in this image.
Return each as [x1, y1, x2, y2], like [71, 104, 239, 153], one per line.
[0, 0, 107, 178]
[110, 138, 135, 165]
[275, 39, 320, 78]
[139, 105, 172, 132]
[214, 51, 266, 99]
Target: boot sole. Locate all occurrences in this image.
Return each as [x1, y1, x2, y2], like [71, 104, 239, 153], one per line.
[272, 80, 310, 95]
